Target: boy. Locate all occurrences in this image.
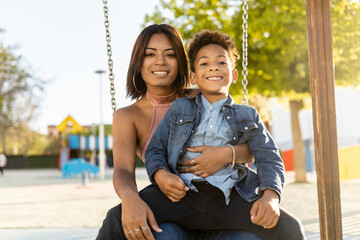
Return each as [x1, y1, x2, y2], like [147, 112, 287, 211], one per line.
[143, 30, 304, 240]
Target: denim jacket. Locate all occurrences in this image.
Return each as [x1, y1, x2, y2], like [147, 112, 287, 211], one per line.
[145, 93, 285, 202]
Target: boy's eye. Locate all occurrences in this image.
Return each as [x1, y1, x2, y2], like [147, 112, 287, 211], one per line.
[199, 62, 208, 66]
[219, 61, 227, 65]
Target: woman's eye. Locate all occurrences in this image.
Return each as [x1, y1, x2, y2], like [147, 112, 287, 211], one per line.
[145, 53, 155, 57]
[166, 53, 176, 58]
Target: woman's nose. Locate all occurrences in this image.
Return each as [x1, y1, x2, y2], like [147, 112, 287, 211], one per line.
[155, 54, 166, 65]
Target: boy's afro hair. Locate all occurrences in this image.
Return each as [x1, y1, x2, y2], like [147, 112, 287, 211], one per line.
[187, 30, 239, 72]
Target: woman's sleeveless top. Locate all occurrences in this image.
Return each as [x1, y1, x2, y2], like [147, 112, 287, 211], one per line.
[140, 91, 178, 161]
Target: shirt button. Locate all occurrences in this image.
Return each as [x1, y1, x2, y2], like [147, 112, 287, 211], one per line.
[222, 107, 226, 110]
[245, 127, 248, 130]
[180, 150, 183, 153]
[209, 106, 213, 110]
[180, 119, 183, 123]
[210, 125, 213, 128]
[227, 116, 230, 119]
[233, 137, 236, 140]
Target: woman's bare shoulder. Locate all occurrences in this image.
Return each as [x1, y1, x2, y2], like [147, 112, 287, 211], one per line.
[113, 98, 148, 123]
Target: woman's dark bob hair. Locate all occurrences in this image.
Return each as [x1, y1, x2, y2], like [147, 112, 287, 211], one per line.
[126, 24, 188, 100]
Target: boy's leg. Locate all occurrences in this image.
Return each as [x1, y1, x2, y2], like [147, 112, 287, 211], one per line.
[96, 204, 123, 240]
[96, 184, 205, 240]
[96, 203, 198, 240]
[139, 184, 211, 229]
[213, 188, 305, 240]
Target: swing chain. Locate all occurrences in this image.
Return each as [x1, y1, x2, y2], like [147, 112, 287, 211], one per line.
[242, 0, 248, 104]
[102, 0, 117, 114]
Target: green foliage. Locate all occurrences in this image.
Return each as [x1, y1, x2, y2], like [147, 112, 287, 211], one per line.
[332, 0, 360, 86]
[0, 30, 46, 154]
[144, 0, 360, 100]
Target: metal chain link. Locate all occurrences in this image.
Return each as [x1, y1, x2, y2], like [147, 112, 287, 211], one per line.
[102, 0, 117, 115]
[242, 0, 249, 104]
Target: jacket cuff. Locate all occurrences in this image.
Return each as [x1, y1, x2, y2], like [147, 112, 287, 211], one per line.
[146, 161, 170, 184]
[259, 186, 283, 202]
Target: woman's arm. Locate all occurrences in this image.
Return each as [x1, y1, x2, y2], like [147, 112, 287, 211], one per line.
[178, 143, 253, 178]
[112, 109, 161, 240]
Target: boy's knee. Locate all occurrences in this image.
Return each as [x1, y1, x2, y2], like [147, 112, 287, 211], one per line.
[276, 213, 305, 240]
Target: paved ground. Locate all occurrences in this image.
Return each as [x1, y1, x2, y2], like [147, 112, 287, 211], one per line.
[0, 169, 359, 240]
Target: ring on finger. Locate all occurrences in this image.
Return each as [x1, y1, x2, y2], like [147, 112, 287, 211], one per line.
[193, 165, 198, 172]
[191, 159, 196, 165]
[198, 171, 202, 176]
[141, 225, 148, 230]
[128, 230, 133, 234]
[134, 228, 140, 233]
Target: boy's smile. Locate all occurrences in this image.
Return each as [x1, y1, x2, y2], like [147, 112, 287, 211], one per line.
[190, 44, 238, 103]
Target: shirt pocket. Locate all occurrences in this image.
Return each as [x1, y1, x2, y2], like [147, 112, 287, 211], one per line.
[236, 120, 258, 142]
[170, 115, 195, 144]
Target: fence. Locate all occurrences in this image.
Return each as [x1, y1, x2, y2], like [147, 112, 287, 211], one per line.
[6, 155, 58, 169]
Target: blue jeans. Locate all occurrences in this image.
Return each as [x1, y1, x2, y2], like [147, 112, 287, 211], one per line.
[154, 222, 262, 240]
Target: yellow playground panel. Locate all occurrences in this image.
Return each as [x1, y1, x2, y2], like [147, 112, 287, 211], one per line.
[338, 144, 360, 180]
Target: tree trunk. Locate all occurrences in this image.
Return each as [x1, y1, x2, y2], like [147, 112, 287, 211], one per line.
[289, 99, 307, 182]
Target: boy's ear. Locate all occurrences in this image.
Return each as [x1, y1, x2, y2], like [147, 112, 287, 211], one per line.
[232, 69, 238, 84]
[190, 71, 197, 85]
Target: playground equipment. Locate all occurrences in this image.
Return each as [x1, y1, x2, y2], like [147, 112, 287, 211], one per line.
[62, 158, 99, 178]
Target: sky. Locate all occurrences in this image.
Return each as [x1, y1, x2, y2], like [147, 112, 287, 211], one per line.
[1, 0, 360, 147]
[0, 0, 159, 133]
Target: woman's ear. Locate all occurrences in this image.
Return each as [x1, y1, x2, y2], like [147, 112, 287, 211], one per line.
[232, 69, 238, 84]
[190, 72, 197, 86]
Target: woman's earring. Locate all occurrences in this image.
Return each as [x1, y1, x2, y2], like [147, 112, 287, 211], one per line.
[133, 75, 144, 93]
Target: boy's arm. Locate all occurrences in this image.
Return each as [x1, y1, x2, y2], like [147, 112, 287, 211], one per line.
[246, 110, 284, 228]
[145, 105, 189, 202]
[248, 111, 285, 200]
[144, 107, 172, 183]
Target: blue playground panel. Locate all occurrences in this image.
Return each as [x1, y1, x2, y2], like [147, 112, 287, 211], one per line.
[69, 134, 109, 150]
[62, 158, 99, 178]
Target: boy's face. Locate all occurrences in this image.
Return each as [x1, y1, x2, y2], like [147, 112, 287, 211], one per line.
[190, 44, 237, 103]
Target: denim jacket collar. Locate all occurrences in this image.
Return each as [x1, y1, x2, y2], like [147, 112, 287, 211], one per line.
[192, 92, 236, 109]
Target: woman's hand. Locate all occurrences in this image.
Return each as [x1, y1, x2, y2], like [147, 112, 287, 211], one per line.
[154, 169, 189, 202]
[178, 145, 231, 178]
[122, 193, 162, 240]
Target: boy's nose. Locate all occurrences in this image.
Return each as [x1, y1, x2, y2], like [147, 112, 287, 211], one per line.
[209, 66, 219, 71]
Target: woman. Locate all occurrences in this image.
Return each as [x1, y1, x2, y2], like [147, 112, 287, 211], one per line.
[96, 24, 260, 240]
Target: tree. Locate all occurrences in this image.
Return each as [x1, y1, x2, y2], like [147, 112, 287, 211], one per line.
[144, 0, 360, 182]
[0, 40, 45, 154]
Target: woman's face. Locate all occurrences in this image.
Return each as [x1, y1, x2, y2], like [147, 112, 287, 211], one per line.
[140, 33, 179, 93]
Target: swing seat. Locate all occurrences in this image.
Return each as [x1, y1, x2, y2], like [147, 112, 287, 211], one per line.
[62, 158, 99, 178]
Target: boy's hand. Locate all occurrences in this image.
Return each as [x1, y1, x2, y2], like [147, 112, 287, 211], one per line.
[250, 189, 280, 229]
[154, 169, 189, 202]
